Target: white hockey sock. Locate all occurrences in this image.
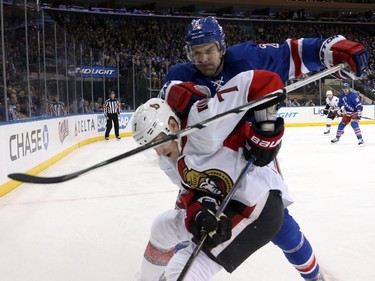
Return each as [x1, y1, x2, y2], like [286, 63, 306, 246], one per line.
[137, 242, 175, 281]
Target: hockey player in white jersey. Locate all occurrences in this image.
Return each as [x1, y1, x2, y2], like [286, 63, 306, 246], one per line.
[323, 90, 340, 134]
[132, 70, 296, 281]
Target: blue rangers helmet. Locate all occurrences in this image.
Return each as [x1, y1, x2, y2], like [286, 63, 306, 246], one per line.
[185, 16, 226, 61]
[342, 82, 350, 89]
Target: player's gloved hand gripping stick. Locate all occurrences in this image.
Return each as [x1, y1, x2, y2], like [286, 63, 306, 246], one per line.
[176, 157, 255, 281]
[8, 64, 346, 184]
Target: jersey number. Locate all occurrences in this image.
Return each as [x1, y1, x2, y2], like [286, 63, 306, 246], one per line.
[217, 86, 239, 102]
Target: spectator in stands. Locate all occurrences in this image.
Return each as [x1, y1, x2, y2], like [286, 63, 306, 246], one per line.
[5, 59, 16, 82]
[158, 68, 166, 84]
[50, 96, 65, 116]
[106, 55, 117, 67]
[151, 67, 160, 89]
[83, 100, 94, 114]
[2, 2, 375, 121]
[18, 90, 29, 116]
[284, 98, 293, 107]
[0, 102, 6, 121]
[291, 98, 301, 106]
[305, 99, 315, 106]
[95, 97, 104, 112]
[14, 103, 28, 120]
[7, 91, 18, 121]
[76, 97, 85, 114]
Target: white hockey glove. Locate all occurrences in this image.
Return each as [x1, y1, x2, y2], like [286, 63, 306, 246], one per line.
[340, 106, 346, 115]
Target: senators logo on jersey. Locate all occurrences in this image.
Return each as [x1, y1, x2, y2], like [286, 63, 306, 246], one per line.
[177, 156, 233, 196]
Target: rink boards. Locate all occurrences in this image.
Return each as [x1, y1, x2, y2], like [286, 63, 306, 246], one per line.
[1, 105, 374, 196]
[278, 105, 375, 126]
[0, 113, 133, 196]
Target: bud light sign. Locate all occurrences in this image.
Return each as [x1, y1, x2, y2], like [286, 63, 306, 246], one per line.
[76, 66, 118, 78]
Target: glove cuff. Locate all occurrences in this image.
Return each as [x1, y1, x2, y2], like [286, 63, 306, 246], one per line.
[251, 117, 285, 137]
[319, 35, 346, 69]
[185, 201, 202, 233]
[246, 118, 284, 153]
[163, 81, 210, 115]
[244, 118, 284, 166]
[185, 196, 220, 234]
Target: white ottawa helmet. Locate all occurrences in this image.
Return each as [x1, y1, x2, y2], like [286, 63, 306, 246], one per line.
[326, 90, 333, 98]
[131, 98, 181, 146]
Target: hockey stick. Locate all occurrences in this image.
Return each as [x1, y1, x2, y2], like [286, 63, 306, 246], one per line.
[8, 64, 345, 184]
[176, 157, 255, 281]
[361, 116, 375, 121]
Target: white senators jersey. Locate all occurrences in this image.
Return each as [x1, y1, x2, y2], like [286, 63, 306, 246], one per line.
[158, 156, 181, 187]
[176, 70, 293, 209]
[326, 96, 339, 109]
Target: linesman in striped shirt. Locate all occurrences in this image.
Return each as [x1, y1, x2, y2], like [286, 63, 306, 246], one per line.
[104, 91, 121, 140]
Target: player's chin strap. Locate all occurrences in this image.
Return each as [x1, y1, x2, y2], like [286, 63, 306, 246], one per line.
[175, 156, 255, 281]
[211, 52, 225, 78]
[7, 64, 346, 184]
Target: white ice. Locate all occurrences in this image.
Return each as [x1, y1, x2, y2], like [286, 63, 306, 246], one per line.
[0, 125, 374, 281]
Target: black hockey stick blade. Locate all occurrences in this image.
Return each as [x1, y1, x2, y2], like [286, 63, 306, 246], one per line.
[8, 134, 178, 184]
[8, 172, 80, 184]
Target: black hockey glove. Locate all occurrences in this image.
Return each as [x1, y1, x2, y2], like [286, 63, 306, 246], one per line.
[327, 111, 336, 119]
[185, 197, 232, 248]
[323, 109, 329, 115]
[243, 117, 284, 167]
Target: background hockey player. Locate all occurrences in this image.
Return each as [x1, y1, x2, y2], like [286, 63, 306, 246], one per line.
[323, 90, 340, 134]
[132, 70, 293, 281]
[157, 16, 370, 280]
[331, 83, 364, 145]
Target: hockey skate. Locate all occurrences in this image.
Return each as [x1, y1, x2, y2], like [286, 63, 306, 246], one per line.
[323, 129, 330, 135]
[331, 138, 339, 143]
[358, 139, 365, 146]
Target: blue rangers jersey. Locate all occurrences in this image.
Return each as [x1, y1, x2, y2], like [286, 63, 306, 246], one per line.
[165, 38, 325, 94]
[338, 90, 363, 115]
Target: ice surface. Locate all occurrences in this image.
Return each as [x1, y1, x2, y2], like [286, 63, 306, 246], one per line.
[0, 125, 374, 281]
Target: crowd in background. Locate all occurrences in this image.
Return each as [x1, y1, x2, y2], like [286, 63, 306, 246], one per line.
[49, 11, 375, 82]
[50, 11, 375, 105]
[1, 3, 375, 121]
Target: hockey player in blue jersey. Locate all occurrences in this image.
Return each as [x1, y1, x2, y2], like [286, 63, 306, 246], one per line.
[331, 83, 364, 145]
[161, 17, 368, 99]
[157, 17, 368, 281]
